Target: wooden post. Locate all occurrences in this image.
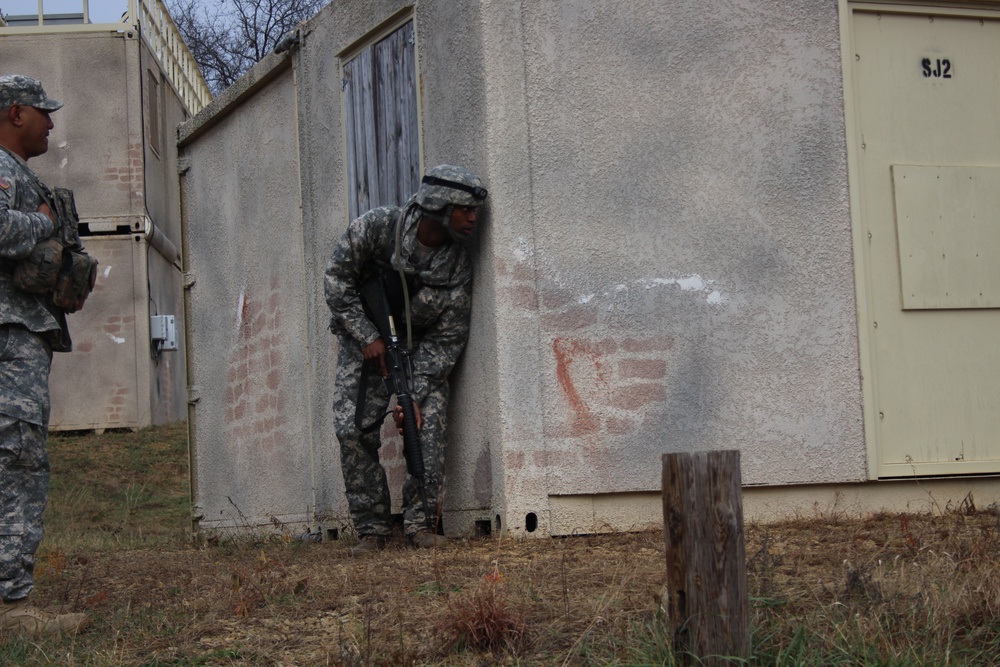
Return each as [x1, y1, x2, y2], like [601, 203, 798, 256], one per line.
[662, 450, 749, 665]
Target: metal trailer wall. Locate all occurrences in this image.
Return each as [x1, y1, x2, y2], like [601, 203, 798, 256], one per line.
[181, 0, 867, 538]
[138, 39, 190, 427]
[0, 29, 188, 430]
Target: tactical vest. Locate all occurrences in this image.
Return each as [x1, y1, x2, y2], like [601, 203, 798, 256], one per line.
[9, 172, 97, 313]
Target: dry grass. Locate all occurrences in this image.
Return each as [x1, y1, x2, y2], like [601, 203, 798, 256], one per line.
[746, 507, 1000, 666]
[436, 565, 529, 654]
[1, 424, 998, 665]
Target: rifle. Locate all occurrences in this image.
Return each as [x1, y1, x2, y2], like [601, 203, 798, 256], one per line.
[356, 271, 435, 532]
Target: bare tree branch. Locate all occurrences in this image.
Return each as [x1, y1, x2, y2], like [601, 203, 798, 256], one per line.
[168, 0, 326, 95]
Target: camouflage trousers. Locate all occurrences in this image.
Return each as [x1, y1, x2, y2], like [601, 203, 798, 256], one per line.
[0, 325, 52, 603]
[333, 335, 449, 538]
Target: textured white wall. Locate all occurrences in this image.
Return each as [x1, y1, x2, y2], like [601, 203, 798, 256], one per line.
[180, 68, 317, 530]
[479, 0, 866, 535]
[0, 32, 135, 216]
[181, 0, 867, 537]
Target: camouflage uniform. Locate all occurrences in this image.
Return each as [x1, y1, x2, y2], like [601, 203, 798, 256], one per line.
[0, 75, 67, 602]
[325, 197, 473, 538]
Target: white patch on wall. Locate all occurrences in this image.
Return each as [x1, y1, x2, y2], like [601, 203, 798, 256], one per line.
[58, 141, 68, 149]
[512, 236, 535, 263]
[573, 274, 728, 305]
[639, 274, 727, 305]
[235, 290, 246, 332]
[103, 266, 112, 278]
[676, 276, 705, 291]
[106, 333, 125, 344]
[60, 158, 68, 169]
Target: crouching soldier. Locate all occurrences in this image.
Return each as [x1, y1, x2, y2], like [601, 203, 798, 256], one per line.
[325, 165, 486, 555]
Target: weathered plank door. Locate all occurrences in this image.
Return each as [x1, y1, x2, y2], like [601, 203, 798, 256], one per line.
[342, 20, 421, 220]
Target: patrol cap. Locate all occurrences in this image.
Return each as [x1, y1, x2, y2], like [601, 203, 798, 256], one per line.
[0, 75, 63, 111]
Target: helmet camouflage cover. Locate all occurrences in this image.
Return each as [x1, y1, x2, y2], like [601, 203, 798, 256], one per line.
[413, 164, 487, 212]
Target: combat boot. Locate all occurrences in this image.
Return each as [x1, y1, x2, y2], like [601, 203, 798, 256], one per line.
[0, 599, 90, 636]
[350, 535, 388, 556]
[409, 529, 449, 549]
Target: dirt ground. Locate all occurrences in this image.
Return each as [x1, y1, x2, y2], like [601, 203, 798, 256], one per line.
[27, 507, 1000, 666]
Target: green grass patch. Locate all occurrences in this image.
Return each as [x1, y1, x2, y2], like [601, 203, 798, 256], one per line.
[44, 422, 191, 551]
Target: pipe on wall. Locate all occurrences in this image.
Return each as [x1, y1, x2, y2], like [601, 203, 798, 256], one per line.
[144, 217, 181, 268]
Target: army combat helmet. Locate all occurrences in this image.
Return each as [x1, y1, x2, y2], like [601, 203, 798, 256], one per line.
[412, 164, 487, 242]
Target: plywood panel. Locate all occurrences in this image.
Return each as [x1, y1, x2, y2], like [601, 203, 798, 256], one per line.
[893, 165, 1000, 309]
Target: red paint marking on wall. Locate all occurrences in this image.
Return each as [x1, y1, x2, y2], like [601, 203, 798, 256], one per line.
[553, 337, 605, 433]
[240, 292, 253, 333]
[224, 283, 288, 463]
[622, 336, 675, 353]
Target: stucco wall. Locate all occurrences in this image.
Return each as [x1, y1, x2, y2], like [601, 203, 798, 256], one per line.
[293, 0, 498, 530]
[0, 32, 139, 216]
[180, 64, 317, 530]
[139, 41, 189, 426]
[413, 0, 500, 531]
[480, 0, 865, 535]
[180, 0, 866, 537]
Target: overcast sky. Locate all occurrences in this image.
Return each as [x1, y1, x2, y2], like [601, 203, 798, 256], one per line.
[5, 0, 131, 24]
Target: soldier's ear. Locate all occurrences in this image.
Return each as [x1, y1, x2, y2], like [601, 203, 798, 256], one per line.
[5, 104, 23, 126]
[7, 104, 24, 127]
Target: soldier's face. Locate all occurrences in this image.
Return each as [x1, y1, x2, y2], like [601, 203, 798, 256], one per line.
[448, 205, 478, 240]
[18, 105, 54, 158]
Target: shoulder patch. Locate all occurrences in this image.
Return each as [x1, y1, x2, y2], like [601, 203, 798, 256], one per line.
[0, 178, 10, 190]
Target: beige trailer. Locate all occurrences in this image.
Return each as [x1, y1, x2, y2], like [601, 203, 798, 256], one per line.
[178, 0, 1000, 538]
[0, 0, 210, 431]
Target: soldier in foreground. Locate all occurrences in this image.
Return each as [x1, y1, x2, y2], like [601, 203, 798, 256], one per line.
[0, 75, 95, 635]
[325, 165, 486, 555]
